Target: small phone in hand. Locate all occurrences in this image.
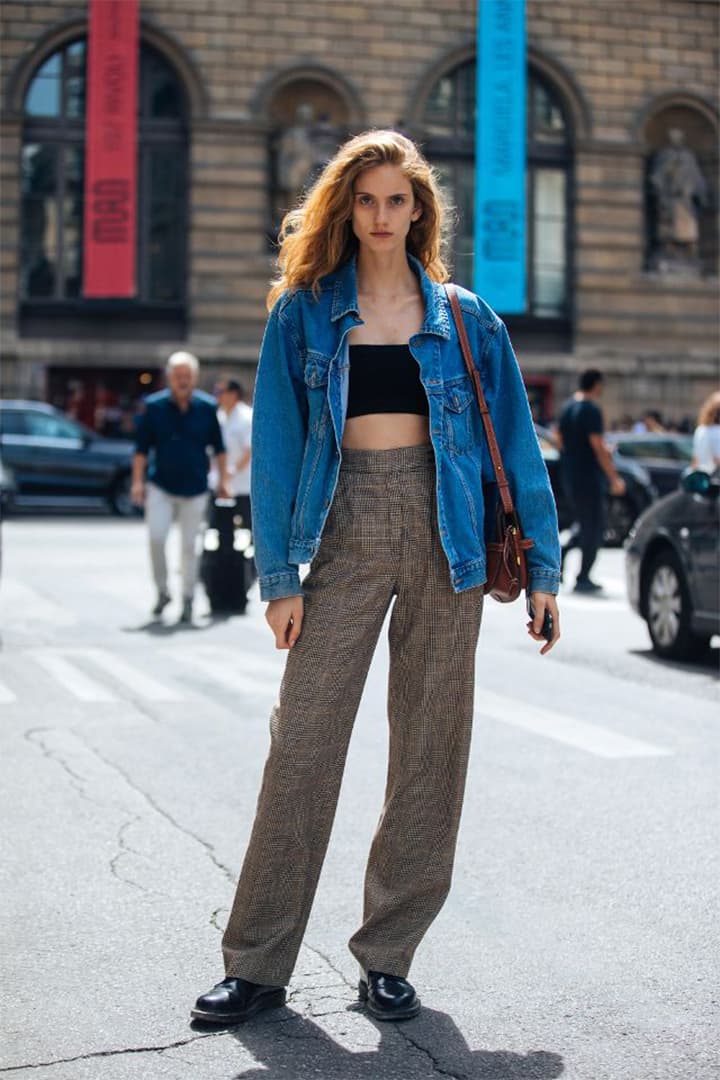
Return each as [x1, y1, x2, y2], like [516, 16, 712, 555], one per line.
[526, 596, 554, 643]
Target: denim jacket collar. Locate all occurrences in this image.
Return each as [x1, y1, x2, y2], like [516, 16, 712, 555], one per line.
[329, 252, 452, 339]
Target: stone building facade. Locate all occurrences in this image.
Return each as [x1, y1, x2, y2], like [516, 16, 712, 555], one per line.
[1, 0, 717, 430]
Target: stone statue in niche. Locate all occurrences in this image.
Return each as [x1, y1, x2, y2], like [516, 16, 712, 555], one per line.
[648, 128, 708, 274]
[273, 103, 342, 223]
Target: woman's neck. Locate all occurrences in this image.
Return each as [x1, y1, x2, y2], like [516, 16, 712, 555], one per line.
[356, 247, 417, 301]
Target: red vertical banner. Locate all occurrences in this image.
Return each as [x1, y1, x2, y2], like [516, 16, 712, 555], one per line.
[83, 0, 139, 297]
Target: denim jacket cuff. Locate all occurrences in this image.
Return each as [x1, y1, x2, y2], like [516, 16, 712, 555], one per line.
[258, 570, 304, 602]
[528, 569, 561, 596]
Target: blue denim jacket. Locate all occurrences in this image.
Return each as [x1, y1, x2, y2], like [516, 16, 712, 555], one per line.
[251, 253, 561, 601]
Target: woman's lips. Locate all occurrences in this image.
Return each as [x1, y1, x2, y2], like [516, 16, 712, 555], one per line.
[370, 232, 392, 237]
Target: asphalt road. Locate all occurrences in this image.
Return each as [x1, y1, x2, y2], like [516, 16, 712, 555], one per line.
[0, 516, 717, 1080]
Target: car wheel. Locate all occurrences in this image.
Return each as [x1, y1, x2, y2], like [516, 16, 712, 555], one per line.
[108, 473, 135, 517]
[605, 495, 637, 546]
[643, 549, 708, 660]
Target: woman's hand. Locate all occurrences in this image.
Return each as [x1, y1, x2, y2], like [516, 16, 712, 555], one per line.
[266, 595, 304, 650]
[526, 591, 561, 655]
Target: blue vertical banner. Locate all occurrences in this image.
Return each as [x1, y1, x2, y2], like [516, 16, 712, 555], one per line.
[474, 0, 526, 312]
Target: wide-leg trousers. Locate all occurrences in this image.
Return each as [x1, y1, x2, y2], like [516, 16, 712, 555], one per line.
[222, 444, 484, 986]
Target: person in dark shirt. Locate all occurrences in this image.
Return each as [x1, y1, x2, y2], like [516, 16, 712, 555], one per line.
[132, 351, 228, 623]
[557, 369, 625, 593]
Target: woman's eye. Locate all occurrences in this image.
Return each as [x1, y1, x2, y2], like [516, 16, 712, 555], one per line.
[391, 196, 406, 205]
[358, 195, 373, 206]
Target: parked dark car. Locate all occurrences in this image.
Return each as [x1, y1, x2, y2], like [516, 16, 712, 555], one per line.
[535, 425, 657, 545]
[625, 469, 720, 660]
[0, 400, 135, 515]
[606, 433, 693, 497]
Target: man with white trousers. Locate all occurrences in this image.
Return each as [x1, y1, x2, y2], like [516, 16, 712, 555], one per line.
[213, 378, 253, 530]
[132, 351, 229, 623]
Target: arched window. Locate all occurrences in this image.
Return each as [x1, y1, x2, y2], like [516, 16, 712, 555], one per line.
[422, 61, 573, 333]
[20, 38, 188, 336]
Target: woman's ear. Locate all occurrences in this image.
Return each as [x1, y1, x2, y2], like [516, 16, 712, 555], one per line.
[412, 204, 423, 222]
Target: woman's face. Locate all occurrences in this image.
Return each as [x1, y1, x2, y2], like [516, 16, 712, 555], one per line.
[351, 164, 422, 254]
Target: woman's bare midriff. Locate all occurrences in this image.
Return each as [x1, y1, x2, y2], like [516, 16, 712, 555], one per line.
[341, 413, 430, 450]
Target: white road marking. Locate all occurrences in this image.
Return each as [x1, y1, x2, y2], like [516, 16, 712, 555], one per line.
[477, 691, 671, 759]
[1, 581, 77, 626]
[0, 681, 17, 704]
[12, 643, 283, 706]
[192, 644, 286, 680]
[560, 594, 628, 613]
[169, 647, 281, 696]
[81, 648, 183, 702]
[31, 651, 118, 702]
[85, 573, 151, 607]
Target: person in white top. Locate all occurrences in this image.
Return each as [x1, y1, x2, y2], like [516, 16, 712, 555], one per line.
[691, 390, 720, 473]
[214, 378, 253, 526]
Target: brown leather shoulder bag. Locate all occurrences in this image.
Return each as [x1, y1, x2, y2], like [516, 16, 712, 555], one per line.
[445, 283, 534, 603]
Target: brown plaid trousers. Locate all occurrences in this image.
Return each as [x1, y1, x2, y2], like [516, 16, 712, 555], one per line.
[222, 444, 484, 985]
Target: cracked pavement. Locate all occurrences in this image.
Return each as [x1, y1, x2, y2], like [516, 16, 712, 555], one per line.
[1, 518, 718, 1079]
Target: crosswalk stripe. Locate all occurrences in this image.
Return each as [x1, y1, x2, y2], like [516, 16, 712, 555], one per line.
[11, 644, 673, 762]
[0, 681, 17, 704]
[31, 651, 118, 702]
[560, 595, 628, 612]
[81, 648, 183, 702]
[169, 649, 281, 696]
[2, 581, 77, 626]
[85, 573, 154, 608]
[477, 691, 671, 759]
[191, 644, 286, 681]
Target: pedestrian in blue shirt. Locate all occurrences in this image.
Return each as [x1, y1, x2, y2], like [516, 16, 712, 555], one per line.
[132, 351, 228, 623]
[192, 130, 561, 1026]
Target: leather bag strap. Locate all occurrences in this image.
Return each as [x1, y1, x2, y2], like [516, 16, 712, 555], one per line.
[444, 283, 516, 518]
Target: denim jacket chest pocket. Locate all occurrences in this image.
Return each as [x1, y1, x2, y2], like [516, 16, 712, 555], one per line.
[443, 375, 476, 455]
[302, 350, 332, 434]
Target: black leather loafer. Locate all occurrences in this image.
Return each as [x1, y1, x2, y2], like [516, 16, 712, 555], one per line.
[152, 591, 171, 617]
[359, 970, 421, 1021]
[191, 977, 286, 1024]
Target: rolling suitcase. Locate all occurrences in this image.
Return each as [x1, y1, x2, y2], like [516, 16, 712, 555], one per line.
[201, 498, 255, 614]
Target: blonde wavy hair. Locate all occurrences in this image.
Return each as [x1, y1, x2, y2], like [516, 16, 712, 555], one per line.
[697, 390, 720, 427]
[267, 129, 452, 310]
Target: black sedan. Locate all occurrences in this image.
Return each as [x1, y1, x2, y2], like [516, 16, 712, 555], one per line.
[0, 400, 135, 515]
[606, 432, 693, 497]
[535, 425, 657, 545]
[625, 469, 720, 660]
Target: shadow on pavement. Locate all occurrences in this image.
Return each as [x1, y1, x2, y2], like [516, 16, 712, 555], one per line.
[194, 1005, 564, 1079]
[122, 614, 229, 635]
[629, 647, 719, 678]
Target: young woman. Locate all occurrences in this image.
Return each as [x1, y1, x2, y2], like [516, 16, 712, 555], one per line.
[691, 390, 720, 473]
[192, 130, 561, 1025]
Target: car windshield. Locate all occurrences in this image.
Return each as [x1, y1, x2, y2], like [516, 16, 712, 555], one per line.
[24, 411, 86, 440]
[612, 437, 693, 462]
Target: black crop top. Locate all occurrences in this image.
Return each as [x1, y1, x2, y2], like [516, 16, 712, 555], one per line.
[346, 344, 429, 419]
